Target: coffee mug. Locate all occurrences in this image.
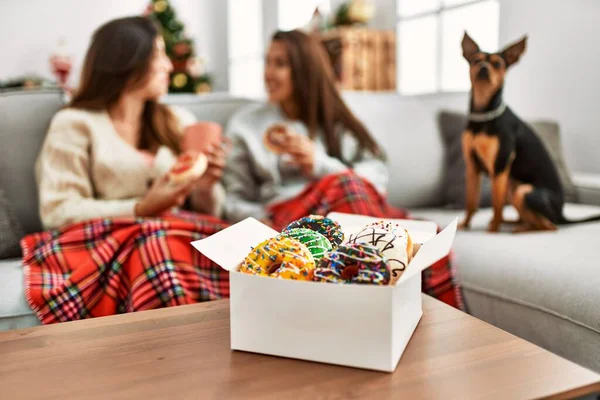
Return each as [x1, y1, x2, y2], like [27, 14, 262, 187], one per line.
[181, 122, 222, 153]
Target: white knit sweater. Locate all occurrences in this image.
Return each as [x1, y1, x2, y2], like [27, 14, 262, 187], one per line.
[36, 106, 224, 229]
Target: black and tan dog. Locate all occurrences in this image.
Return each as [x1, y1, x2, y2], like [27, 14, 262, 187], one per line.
[459, 32, 600, 233]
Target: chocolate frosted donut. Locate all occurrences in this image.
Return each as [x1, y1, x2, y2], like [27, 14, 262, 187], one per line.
[285, 215, 344, 248]
[279, 228, 332, 262]
[313, 243, 390, 285]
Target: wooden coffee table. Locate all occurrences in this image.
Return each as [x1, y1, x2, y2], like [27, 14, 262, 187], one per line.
[1, 295, 599, 399]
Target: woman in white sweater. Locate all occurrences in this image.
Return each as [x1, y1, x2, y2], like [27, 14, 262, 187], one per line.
[223, 30, 461, 308]
[22, 17, 230, 325]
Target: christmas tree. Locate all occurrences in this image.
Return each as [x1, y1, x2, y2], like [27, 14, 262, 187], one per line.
[145, 0, 212, 94]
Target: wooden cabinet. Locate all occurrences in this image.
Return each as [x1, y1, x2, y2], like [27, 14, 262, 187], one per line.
[317, 28, 396, 91]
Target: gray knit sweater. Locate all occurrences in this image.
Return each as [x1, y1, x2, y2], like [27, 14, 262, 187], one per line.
[222, 103, 389, 223]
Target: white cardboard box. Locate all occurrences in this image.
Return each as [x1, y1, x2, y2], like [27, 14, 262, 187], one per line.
[192, 213, 457, 372]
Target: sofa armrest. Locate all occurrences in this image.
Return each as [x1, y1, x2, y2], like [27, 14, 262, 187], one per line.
[573, 172, 600, 206]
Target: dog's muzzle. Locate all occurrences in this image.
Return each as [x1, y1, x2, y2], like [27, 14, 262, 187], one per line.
[476, 66, 490, 80]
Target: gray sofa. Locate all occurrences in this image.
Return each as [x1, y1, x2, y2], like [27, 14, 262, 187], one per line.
[2, 89, 600, 373]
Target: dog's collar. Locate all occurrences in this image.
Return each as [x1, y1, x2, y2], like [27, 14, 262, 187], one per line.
[468, 103, 507, 122]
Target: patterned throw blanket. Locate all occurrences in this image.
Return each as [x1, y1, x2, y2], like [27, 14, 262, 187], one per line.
[21, 212, 229, 324]
[21, 171, 462, 325]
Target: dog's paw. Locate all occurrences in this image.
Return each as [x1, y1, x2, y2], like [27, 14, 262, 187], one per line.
[512, 224, 531, 234]
[487, 219, 501, 233]
[458, 220, 471, 230]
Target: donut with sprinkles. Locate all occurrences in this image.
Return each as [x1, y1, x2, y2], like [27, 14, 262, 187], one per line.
[313, 243, 390, 285]
[240, 236, 316, 280]
[348, 222, 414, 284]
[285, 215, 344, 249]
[278, 228, 332, 262]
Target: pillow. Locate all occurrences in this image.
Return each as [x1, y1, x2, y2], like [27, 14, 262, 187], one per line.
[438, 111, 578, 209]
[0, 189, 25, 259]
[529, 121, 579, 203]
[438, 112, 493, 209]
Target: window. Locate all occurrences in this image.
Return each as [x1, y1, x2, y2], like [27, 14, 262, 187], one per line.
[227, 0, 331, 98]
[397, 0, 499, 95]
[227, 0, 265, 98]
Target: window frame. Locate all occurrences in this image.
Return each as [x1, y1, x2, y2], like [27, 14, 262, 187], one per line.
[397, 0, 498, 95]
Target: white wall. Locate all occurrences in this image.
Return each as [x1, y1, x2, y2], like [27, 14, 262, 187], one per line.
[194, 0, 229, 91]
[367, 0, 397, 30]
[499, 0, 600, 173]
[0, 0, 229, 91]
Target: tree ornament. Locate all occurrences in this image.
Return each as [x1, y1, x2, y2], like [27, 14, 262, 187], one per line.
[153, 0, 168, 13]
[172, 73, 188, 88]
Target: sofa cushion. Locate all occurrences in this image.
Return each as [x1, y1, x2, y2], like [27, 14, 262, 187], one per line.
[343, 92, 468, 208]
[0, 258, 34, 320]
[0, 189, 24, 259]
[531, 121, 578, 203]
[573, 172, 600, 207]
[438, 111, 578, 209]
[0, 90, 65, 234]
[411, 204, 600, 370]
[461, 288, 600, 373]
[438, 111, 493, 208]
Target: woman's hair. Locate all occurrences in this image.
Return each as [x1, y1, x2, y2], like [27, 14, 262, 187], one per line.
[271, 30, 383, 160]
[70, 16, 181, 154]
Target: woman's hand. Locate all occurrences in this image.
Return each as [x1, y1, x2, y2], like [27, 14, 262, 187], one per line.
[135, 175, 194, 217]
[193, 137, 230, 192]
[286, 134, 315, 176]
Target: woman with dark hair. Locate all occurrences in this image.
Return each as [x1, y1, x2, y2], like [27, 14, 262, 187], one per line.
[22, 17, 230, 324]
[223, 30, 461, 308]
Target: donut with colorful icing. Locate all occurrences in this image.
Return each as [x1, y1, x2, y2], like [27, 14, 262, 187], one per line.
[278, 228, 332, 262]
[285, 215, 344, 248]
[313, 243, 390, 285]
[240, 236, 315, 281]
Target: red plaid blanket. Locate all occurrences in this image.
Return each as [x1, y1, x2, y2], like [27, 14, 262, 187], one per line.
[269, 171, 463, 309]
[21, 212, 229, 324]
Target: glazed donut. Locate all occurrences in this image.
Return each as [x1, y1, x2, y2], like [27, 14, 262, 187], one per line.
[368, 221, 414, 260]
[279, 228, 332, 262]
[240, 236, 316, 281]
[313, 243, 390, 285]
[169, 153, 208, 184]
[347, 225, 412, 285]
[263, 124, 291, 154]
[285, 215, 344, 249]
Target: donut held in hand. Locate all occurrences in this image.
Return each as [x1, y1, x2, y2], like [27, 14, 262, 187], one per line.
[263, 124, 292, 154]
[168, 152, 208, 184]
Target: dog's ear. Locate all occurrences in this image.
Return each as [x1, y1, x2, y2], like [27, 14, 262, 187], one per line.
[501, 35, 528, 67]
[462, 31, 480, 60]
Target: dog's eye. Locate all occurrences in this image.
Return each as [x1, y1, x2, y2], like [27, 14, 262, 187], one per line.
[492, 61, 502, 69]
[471, 59, 481, 66]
